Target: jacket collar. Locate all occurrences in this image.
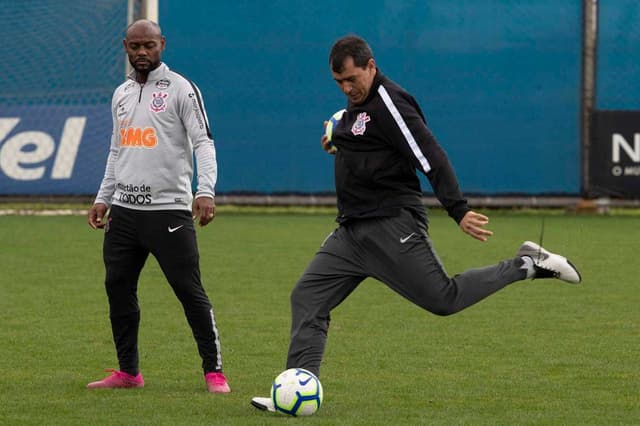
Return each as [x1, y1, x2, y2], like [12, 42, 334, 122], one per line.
[128, 62, 169, 83]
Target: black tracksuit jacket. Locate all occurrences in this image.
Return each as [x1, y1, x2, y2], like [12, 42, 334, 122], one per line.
[331, 70, 470, 224]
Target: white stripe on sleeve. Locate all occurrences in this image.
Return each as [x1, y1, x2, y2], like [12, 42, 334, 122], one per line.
[378, 85, 431, 173]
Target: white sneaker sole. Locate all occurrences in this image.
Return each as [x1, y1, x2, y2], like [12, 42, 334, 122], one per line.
[251, 397, 275, 413]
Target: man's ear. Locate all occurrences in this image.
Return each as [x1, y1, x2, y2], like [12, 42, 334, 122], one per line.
[367, 58, 376, 71]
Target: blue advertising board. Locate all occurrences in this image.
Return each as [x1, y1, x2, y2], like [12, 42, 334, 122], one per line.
[0, 106, 110, 194]
[0, 0, 125, 196]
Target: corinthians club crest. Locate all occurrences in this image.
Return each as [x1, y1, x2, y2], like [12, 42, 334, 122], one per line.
[351, 112, 371, 136]
[150, 92, 168, 113]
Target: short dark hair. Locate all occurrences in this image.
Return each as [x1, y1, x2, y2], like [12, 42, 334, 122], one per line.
[329, 35, 374, 73]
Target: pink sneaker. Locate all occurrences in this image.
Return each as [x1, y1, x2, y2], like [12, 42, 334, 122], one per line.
[87, 369, 144, 389]
[205, 372, 231, 393]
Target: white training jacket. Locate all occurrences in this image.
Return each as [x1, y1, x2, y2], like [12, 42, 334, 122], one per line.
[94, 63, 217, 211]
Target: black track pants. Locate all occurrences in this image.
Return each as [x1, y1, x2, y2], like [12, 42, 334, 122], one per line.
[102, 205, 223, 375]
[286, 209, 526, 376]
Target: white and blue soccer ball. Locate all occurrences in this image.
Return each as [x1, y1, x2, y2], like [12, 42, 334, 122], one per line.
[271, 368, 323, 416]
[324, 109, 346, 153]
[324, 108, 346, 143]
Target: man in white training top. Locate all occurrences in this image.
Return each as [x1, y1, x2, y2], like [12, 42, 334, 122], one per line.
[87, 19, 230, 394]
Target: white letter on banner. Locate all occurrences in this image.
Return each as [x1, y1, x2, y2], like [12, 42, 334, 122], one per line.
[612, 133, 640, 163]
[0, 130, 55, 180]
[51, 117, 86, 179]
[0, 118, 20, 141]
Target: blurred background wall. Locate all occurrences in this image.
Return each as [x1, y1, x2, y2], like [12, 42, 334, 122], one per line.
[0, 0, 638, 197]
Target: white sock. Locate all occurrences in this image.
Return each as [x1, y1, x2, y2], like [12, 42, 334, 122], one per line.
[520, 256, 535, 278]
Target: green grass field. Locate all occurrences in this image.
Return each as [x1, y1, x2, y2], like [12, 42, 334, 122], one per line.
[1, 209, 638, 425]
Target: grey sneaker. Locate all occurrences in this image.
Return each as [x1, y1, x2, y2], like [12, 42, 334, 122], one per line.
[517, 241, 581, 284]
[251, 396, 275, 412]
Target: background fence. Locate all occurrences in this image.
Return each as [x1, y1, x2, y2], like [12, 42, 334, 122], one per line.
[0, 0, 638, 199]
[0, 0, 129, 195]
[595, 0, 640, 110]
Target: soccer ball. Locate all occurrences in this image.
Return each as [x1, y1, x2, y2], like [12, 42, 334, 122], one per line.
[324, 108, 346, 142]
[324, 108, 346, 152]
[271, 368, 323, 416]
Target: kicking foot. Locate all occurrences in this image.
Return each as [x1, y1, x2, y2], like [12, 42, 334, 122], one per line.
[251, 396, 275, 412]
[517, 241, 581, 284]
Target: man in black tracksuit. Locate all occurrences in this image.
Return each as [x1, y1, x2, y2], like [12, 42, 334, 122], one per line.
[251, 34, 581, 413]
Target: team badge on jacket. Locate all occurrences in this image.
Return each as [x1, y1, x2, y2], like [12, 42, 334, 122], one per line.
[351, 112, 371, 136]
[150, 92, 168, 113]
[156, 79, 171, 89]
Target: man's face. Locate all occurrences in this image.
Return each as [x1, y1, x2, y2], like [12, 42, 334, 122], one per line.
[123, 25, 165, 74]
[331, 57, 376, 105]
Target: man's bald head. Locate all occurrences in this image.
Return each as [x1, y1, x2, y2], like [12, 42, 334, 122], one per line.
[126, 19, 162, 40]
[123, 19, 165, 82]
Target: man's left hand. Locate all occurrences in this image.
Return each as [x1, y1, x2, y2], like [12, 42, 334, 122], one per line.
[459, 210, 493, 242]
[193, 196, 216, 227]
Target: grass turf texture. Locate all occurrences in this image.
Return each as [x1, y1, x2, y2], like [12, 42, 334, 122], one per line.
[0, 210, 638, 425]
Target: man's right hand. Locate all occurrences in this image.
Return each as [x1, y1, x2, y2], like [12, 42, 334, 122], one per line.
[321, 121, 337, 154]
[88, 203, 108, 229]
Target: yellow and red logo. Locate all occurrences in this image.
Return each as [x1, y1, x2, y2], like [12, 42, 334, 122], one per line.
[119, 127, 157, 148]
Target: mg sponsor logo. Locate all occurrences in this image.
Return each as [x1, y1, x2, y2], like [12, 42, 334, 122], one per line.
[119, 126, 158, 148]
[0, 117, 86, 180]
